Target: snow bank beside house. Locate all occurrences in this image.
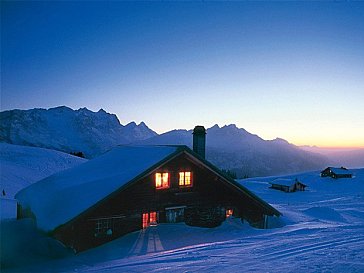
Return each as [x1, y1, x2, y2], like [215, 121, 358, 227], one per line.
[0, 219, 72, 269]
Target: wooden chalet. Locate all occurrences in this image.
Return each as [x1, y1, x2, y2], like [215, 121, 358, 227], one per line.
[321, 167, 352, 179]
[16, 126, 281, 252]
[269, 178, 307, 193]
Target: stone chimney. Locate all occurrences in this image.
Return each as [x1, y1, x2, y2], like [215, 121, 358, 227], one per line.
[193, 126, 206, 159]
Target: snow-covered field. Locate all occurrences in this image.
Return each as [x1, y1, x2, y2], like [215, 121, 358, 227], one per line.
[0, 143, 86, 219]
[1, 143, 363, 272]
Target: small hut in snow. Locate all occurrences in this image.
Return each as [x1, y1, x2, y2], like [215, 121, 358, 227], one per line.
[321, 167, 352, 179]
[269, 178, 307, 193]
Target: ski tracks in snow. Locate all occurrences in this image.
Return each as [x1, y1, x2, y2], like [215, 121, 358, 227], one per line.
[79, 224, 364, 273]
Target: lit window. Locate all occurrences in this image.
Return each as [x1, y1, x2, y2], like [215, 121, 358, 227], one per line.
[226, 209, 233, 218]
[155, 173, 162, 187]
[142, 213, 149, 229]
[149, 212, 157, 226]
[155, 172, 169, 189]
[185, 172, 191, 185]
[179, 171, 192, 187]
[179, 172, 184, 186]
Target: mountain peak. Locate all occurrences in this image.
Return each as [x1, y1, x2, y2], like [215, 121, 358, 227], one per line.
[51, 106, 73, 112]
[125, 121, 137, 127]
[221, 124, 240, 131]
[272, 137, 290, 144]
[98, 108, 107, 114]
[218, 124, 251, 137]
[78, 107, 89, 112]
[52, 105, 70, 110]
[225, 124, 238, 128]
[209, 124, 220, 130]
[125, 121, 150, 128]
[122, 121, 157, 141]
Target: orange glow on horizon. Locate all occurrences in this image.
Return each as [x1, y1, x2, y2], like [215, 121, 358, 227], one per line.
[288, 136, 364, 149]
[316, 145, 364, 149]
[292, 141, 364, 149]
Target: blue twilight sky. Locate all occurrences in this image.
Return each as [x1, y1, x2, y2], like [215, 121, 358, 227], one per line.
[1, 1, 364, 147]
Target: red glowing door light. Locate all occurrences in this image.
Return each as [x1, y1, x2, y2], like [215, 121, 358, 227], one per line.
[142, 211, 158, 228]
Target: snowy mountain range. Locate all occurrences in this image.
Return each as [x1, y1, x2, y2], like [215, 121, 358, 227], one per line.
[137, 124, 328, 177]
[0, 106, 157, 158]
[0, 106, 329, 177]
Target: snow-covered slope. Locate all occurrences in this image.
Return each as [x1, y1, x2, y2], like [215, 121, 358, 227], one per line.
[0, 143, 87, 220]
[0, 143, 87, 198]
[0, 106, 157, 158]
[140, 124, 328, 177]
[3, 168, 363, 272]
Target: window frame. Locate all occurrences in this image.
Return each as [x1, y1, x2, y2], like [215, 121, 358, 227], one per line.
[95, 218, 112, 236]
[178, 171, 193, 187]
[155, 172, 170, 189]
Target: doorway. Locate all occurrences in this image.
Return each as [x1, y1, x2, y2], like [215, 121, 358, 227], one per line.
[142, 211, 158, 228]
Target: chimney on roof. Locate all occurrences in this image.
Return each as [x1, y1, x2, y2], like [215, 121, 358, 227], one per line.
[193, 126, 206, 159]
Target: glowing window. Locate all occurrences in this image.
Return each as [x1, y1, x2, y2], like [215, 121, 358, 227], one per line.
[155, 172, 169, 189]
[179, 171, 192, 187]
[179, 172, 184, 186]
[226, 209, 233, 218]
[149, 212, 157, 225]
[142, 213, 149, 229]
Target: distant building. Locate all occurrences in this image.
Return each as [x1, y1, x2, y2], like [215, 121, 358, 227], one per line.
[269, 178, 307, 193]
[16, 126, 281, 252]
[321, 167, 352, 179]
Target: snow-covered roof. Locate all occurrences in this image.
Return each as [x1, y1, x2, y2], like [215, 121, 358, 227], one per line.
[327, 167, 351, 175]
[15, 145, 180, 232]
[270, 178, 300, 187]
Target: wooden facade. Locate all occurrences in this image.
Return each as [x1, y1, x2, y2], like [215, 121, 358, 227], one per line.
[51, 150, 280, 252]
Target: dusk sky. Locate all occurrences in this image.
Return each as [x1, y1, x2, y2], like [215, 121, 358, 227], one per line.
[1, 1, 364, 148]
